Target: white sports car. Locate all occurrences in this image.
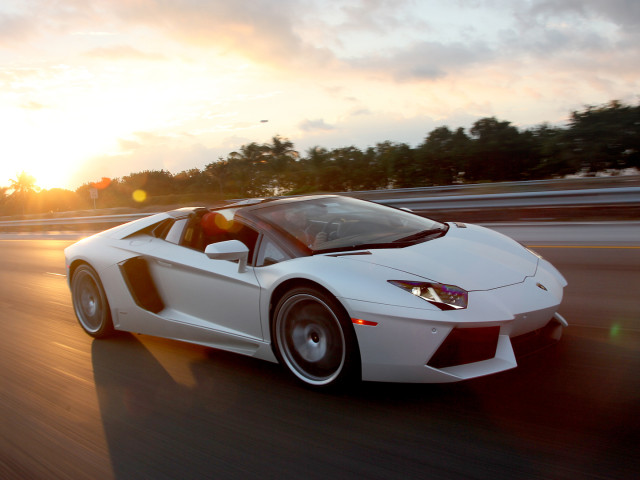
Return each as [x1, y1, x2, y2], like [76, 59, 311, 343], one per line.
[65, 195, 568, 388]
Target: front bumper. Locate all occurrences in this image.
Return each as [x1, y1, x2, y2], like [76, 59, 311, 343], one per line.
[344, 275, 567, 383]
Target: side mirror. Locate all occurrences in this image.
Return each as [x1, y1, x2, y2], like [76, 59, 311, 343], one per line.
[205, 240, 249, 273]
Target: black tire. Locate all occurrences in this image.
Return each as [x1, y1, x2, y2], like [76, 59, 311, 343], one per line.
[71, 265, 114, 338]
[272, 286, 360, 388]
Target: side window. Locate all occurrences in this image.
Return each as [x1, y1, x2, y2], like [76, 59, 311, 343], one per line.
[256, 237, 290, 267]
[164, 218, 189, 244]
[231, 225, 259, 265]
[156, 212, 209, 251]
[151, 218, 175, 239]
[201, 211, 260, 263]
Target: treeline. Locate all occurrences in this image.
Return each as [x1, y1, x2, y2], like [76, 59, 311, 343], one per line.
[1, 100, 638, 215]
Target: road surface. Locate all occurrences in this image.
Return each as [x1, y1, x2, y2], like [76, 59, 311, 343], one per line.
[0, 226, 638, 479]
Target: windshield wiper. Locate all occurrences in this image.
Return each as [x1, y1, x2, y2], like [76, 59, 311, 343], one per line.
[313, 242, 399, 255]
[393, 226, 446, 243]
[311, 225, 448, 254]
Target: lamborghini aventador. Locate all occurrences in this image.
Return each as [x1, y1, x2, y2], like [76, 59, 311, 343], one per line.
[65, 195, 568, 387]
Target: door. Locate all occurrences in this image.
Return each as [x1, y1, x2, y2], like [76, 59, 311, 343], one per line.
[147, 239, 263, 340]
[120, 212, 264, 341]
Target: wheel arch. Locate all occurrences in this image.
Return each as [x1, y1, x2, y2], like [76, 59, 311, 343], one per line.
[269, 278, 346, 328]
[68, 258, 92, 283]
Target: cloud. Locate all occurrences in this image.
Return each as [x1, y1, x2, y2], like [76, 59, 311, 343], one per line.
[525, 0, 640, 29]
[107, 0, 334, 68]
[0, 2, 107, 45]
[20, 100, 46, 110]
[117, 131, 173, 152]
[350, 108, 372, 116]
[351, 40, 493, 81]
[333, 0, 428, 34]
[6, 1, 635, 84]
[0, 13, 34, 43]
[299, 118, 336, 132]
[83, 45, 165, 61]
[504, 0, 640, 55]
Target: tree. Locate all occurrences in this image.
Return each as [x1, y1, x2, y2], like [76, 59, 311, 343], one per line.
[9, 171, 39, 196]
[121, 170, 175, 197]
[295, 146, 330, 192]
[467, 117, 536, 181]
[527, 123, 576, 178]
[8, 172, 39, 214]
[566, 100, 640, 172]
[174, 168, 213, 194]
[205, 158, 232, 196]
[263, 135, 299, 194]
[227, 142, 270, 196]
[417, 126, 471, 184]
[383, 142, 424, 188]
[32, 188, 86, 213]
[356, 147, 384, 190]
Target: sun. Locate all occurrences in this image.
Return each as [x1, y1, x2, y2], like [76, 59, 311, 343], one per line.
[0, 53, 268, 192]
[0, 136, 83, 191]
[0, 108, 89, 191]
[1, 92, 150, 192]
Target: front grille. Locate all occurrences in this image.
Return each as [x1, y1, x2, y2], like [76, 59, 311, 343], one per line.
[427, 326, 500, 369]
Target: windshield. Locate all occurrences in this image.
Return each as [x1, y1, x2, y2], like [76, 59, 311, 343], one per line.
[253, 196, 447, 253]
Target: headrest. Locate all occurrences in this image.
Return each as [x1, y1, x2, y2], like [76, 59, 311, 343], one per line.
[201, 212, 227, 236]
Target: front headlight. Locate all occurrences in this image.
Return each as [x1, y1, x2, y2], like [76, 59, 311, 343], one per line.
[389, 280, 468, 310]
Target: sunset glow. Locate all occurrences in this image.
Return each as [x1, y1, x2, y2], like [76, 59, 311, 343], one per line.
[1, 0, 638, 191]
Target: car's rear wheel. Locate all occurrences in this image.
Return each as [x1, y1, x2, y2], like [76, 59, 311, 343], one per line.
[71, 264, 114, 338]
[273, 287, 360, 388]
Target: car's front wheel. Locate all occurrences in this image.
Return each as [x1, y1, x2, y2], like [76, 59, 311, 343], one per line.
[273, 287, 360, 388]
[71, 264, 114, 338]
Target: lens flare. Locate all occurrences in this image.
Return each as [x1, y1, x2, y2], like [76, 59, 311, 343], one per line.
[133, 189, 147, 202]
[91, 177, 111, 190]
[609, 323, 621, 339]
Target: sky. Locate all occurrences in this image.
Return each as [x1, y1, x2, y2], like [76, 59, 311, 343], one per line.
[1, 0, 638, 191]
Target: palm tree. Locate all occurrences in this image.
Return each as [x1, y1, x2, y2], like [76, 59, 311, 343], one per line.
[303, 146, 329, 190]
[228, 142, 269, 196]
[264, 135, 298, 194]
[9, 171, 39, 214]
[205, 158, 231, 196]
[9, 171, 38, 195]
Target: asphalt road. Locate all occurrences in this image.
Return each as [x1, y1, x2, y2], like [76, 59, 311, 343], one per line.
[0, 230, 638, 480]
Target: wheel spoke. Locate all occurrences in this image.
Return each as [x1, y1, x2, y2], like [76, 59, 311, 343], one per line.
[276, 292, 347, 386]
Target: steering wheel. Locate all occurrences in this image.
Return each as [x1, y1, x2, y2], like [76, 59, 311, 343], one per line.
[321, 217, 346, 239]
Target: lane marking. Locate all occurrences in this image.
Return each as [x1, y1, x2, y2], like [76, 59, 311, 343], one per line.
[52, 342, 90, 356]
[50, 366, 93, 386]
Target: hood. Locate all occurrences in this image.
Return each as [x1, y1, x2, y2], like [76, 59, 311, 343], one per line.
[339, 223, 538, 291]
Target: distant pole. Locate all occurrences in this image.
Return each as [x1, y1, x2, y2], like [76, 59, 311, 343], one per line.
[90, 187, 98, 209]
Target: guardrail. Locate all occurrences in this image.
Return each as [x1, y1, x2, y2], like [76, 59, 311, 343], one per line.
[374, 187, 640, 209]
[1, 185, 639, 231]
[0, 213, 150, 228]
